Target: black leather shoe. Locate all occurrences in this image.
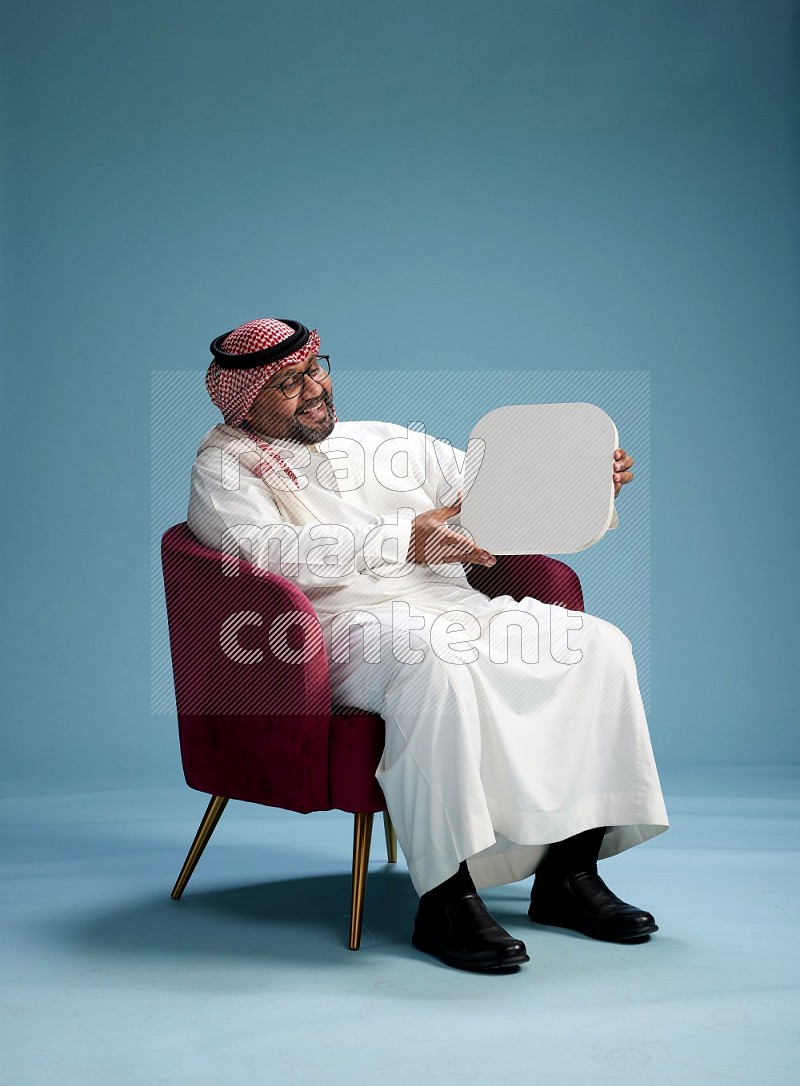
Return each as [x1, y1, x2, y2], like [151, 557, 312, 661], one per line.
[529, 870, 658, 943]
[413, 892, 530, 972]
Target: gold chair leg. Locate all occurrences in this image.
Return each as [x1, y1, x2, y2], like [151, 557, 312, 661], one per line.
[171, 795, 229, 900]
[348, 812, 374, 950]
[383, 810, 397, 864]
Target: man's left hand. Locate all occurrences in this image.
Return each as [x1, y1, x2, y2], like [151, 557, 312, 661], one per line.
[613, 448, 634, 497]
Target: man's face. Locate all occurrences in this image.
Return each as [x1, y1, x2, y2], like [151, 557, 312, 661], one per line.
[243, 348, 336, 443]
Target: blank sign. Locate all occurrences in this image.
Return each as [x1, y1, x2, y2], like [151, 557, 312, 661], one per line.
[458, 402, 618, 555]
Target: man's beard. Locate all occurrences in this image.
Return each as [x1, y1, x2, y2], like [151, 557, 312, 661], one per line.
[290, 392, 336, 443]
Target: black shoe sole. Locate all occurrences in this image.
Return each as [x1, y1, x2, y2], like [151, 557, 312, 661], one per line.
[412, 929, 530, 973]
[528, 906, 658, 943]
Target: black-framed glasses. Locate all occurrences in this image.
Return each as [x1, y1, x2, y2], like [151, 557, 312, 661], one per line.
[265, 355, 331, 399]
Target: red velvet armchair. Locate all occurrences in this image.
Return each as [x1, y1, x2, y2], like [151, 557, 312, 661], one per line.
[161, 522, 584, 949]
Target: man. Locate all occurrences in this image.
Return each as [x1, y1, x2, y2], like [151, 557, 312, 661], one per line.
[188, 317, 669, 973]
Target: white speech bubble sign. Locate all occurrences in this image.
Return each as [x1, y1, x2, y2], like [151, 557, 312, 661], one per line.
[458, 402, 618, 555]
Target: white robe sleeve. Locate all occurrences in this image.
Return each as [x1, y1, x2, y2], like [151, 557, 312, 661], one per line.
[187, 450, 413, 590]
[415, 431, 466, 508]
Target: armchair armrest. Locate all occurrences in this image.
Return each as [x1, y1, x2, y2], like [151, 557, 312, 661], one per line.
[465, 553, 584, 612]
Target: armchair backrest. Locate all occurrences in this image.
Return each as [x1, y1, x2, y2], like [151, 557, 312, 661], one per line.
[161, 523, 332, 718]
[161, 523, 335, 811]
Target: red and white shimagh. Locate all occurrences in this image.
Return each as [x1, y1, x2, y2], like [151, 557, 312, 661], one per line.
[205, 318, 322, 426]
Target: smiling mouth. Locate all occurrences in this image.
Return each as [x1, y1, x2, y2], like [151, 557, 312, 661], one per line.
[296, 399, 328, 418]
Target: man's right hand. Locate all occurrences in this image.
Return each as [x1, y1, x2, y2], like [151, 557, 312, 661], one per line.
[406, 502, 497, 567]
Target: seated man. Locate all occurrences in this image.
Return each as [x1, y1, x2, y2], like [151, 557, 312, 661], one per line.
[187, 317, 669, 973]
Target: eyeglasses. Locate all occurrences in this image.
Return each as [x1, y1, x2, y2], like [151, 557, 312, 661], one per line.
[264, 355, 331, 399]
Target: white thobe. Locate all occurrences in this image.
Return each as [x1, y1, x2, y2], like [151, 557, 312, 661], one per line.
[187, 419, 669, 895]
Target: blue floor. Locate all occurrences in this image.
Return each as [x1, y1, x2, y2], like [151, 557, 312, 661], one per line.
[2, 764, 798, 1085]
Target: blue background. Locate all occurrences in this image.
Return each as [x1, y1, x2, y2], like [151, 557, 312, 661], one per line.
[3, 0, 798, 789]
